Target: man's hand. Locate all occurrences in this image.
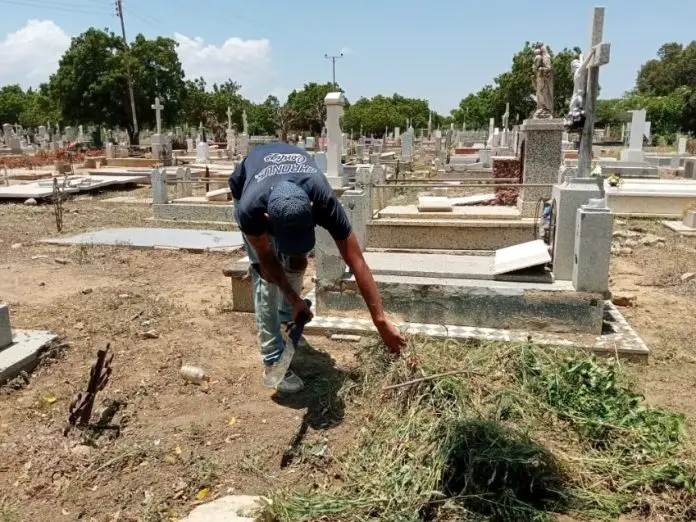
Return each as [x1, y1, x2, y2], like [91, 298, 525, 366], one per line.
[291, 298, 314, 324]
[376, 320, 407, 355]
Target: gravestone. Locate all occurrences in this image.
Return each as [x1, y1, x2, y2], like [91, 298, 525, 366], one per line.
[620, 110, 646, 162]
[572, 199, 612, 293]
[196, 141, 210, 163]
[401, 130, 414, 161]
[0, 304, 12, 349]
[151, 168, 168, 204]
[176, 167, 192, 198]
[324, 92, 346, 188]
[678, 137, 687, 155]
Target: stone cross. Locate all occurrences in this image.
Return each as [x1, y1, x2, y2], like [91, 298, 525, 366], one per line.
[227, 106, 233, 130]
[576, 6, 611, 178]
[502, 103, 510, 129]
[151, 97, 164, 134]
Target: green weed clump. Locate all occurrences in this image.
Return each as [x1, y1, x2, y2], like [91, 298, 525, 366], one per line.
[266, 340, 696, 522]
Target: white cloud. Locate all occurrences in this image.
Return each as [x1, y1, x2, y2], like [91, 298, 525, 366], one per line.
[174, 33, 274, 100]
[0, 20, 71, 87]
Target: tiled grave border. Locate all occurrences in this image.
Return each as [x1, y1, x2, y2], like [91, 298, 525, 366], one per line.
[303, 297, 648, 358]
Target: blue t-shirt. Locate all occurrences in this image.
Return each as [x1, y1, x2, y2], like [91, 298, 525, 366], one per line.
[229, 142, 352, 241]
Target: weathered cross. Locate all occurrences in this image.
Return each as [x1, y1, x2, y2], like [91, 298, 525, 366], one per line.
[576, 6, 611, 178]
[227, 106, 233, 130]
[151, 97, 164, 134]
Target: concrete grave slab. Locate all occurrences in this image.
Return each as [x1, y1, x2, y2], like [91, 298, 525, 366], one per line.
[493, 239, 551, 275]
[451, 194, 496, 206]
[40, 228, 244, 253]
[417, 196, 452, 212]
[1, 330, 58, 384]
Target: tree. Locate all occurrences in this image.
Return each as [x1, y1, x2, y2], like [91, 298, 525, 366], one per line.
[0, 85, 28, 124]
[635, 41, 696, 134]
[450, 42, 581, 129]
[286, 82, 339, 133]
[49, 28, 185, 143]
[342, 94, 439, 135]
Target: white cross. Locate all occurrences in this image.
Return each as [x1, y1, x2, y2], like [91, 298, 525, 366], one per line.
[227, 106, 233, 130]
[151, 97, 164, 134]
[576, 6, 611, 178]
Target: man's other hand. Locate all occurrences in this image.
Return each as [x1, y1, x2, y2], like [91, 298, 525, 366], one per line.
[376, 321, 406, 355]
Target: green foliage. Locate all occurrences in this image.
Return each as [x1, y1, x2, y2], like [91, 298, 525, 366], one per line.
[49, 28, 185, 143]
[267, 341, 696, 521]
[286, 82, 339, 134]
[342, 94, 442, 135]
[451, 43, 581, 129]
[0, 85, 27, 123]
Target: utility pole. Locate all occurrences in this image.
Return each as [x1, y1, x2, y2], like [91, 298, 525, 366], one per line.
[115, 0, 139, 144]
[324, 52, 344, 89]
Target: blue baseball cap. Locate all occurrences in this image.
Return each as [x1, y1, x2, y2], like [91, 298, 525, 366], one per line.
[267, 181, 315, 255]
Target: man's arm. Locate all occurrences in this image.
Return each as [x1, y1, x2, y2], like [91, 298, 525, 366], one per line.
[244, 233, 312, 322]
[336, 232, 406, 353]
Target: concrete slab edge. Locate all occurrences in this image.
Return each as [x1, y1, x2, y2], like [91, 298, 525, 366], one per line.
[0, 330, 58, 384]
[304, 301, 648, 358]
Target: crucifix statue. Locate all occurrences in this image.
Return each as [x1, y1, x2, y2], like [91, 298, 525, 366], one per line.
[227, 106, 233, 130]
[572, 6, 611, 178]
[151, 97, 164, 134]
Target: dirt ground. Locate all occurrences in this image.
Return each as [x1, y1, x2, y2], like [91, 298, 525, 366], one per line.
[1, 193, 696, 521]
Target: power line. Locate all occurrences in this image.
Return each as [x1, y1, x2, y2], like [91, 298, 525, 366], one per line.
[324, 52, 344, 88]
[0, 0, 112, 15]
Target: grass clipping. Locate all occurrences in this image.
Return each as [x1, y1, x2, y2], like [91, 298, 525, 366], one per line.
[266, 340, 696, 521]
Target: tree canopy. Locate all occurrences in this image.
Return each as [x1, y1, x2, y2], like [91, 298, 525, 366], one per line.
[1, 28, 695, 145]
[450, 43, 582, 129]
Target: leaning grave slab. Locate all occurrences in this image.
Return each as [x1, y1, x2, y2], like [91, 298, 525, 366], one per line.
[0, 304, 57, 385]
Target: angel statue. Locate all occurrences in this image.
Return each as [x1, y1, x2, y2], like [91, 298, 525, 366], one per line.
[532, 42, 554, 119]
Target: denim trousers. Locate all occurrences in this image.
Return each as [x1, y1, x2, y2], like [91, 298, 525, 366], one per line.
[240, 235, 305, 366]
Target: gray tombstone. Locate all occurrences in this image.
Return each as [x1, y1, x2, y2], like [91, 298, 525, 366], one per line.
[151, 168, 168, 204]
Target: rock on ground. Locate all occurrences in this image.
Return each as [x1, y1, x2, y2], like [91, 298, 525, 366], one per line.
[180, 495, 263, 522]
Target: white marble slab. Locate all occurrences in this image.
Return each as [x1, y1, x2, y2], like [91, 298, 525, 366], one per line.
[493, 239, 551, 275]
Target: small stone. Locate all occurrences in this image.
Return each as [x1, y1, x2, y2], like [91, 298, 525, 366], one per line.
[331, 334, 362, 342]
[613, 230, 640, 239]
[23, 198, 37, 206]
[141, 329, 159, 339]
[615, 219, 626, 226]
[81, 288, 93, 295]
[118, 294, 130, 299]
[640, 234, 666, 246]
[681, 273, 696, 283]
[612, 294, 636, 307]
[11, 243, 22, 249]
[619, 247, 633, 256]
[74, 322, 84, 331]
[54, 258, 70, 265]
[624, 239, 638, 247]
[71, 445, 92, 457]
[31, 255, 48, 260]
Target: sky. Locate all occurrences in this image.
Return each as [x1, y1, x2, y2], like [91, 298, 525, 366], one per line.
[1, 0, 695, 115]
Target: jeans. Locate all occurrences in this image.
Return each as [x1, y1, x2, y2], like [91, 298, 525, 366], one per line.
[239, 229, 306, 366]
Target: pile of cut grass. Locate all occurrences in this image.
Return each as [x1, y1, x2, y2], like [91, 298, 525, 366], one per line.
[266, 339, 696, 521]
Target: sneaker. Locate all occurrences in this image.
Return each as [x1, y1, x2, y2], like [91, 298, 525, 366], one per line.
[275, 370, 305, 394]
[263, 343, 295, 388]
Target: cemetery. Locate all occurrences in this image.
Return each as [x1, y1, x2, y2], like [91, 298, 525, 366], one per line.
[2, 5, 696, 521]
